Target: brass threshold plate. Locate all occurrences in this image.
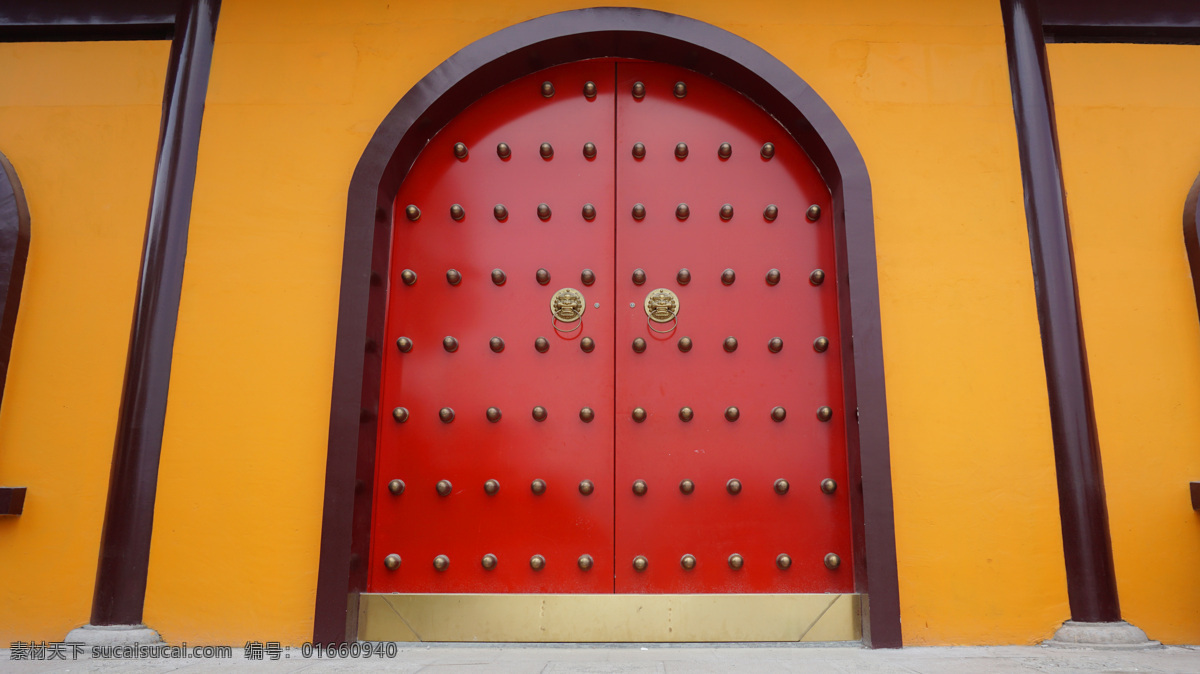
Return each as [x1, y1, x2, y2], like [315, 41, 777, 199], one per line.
[359, 593, 861, 643]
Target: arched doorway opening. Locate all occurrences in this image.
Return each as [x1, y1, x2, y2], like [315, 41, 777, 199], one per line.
[316, 7, 899, 647]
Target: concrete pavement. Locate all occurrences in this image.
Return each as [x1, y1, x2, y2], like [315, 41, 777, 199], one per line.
[3, 643, 1199, 673]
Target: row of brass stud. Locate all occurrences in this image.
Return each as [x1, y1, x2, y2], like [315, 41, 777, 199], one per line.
[641, 405, 833, 422]
[383, 553, 593, 572]
[386, 477, 837, 497]
[392, 405, 834, 424]
[455, 140, 604, 161]
[404, 202, 818, 223]
[536, 79, 690, 101]
[635, 267, 825, 286]
[663, 553, 841, 571]
[628, 141, 777, 161]
[407, 202, 589, 222]
[633, 336, 831, 353]
[382, 551, 841, 573]
[452, 139, 783, 164]
[636, 201, 819, 223]
[461, 140, 605, 161]
[397, 335, 828, 355]
[400, 268, 825, 288]
[638, 474, 806, 496]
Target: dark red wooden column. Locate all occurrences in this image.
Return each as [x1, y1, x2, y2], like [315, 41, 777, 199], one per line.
[999, 0, 1121, 622]
[89, 0, 222, 626]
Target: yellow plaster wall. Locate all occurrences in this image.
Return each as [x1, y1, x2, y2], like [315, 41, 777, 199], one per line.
[1048, 43, 1200, 644]
[140, 0, 1065, 646]
[0, 41, 169, 642]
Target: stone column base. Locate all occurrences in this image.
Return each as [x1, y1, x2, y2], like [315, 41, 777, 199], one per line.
[65, 624, 163, 647]
[1043, 620, 1161, 649]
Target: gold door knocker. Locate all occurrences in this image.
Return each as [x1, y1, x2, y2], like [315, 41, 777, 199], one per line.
[644, 288, 680, 333]
[551, 287, 586, 333]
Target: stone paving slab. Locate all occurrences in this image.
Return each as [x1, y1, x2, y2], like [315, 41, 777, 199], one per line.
[2, 644, 1199, 673]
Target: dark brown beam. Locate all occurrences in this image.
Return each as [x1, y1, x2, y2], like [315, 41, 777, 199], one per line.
[0, 0, 175, 26]
[0, 487, 25, 516]
[1040, 0, 1200, 43]
[1039, 0, 1200, 28]
[89, 0, 221, 626]
[1000, 0, 1121, 623]
[0, 0, 175, 42]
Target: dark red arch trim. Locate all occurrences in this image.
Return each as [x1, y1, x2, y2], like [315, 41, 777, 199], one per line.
[1185, 172, 1200, 511]
[1186, 172, 1200, 328]
[316, 7, 899, 647]
[0, 150, 31, 516]
[0, 151, 30, 413]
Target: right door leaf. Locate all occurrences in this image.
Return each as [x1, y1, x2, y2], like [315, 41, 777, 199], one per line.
[613, 62, 853, 593]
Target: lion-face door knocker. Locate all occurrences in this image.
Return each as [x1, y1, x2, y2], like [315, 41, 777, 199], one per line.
[550, 287, 586, 333]
[644, 288, 680, 334]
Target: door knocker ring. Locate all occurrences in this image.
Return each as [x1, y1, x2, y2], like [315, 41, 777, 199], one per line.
[551, 287, 586, 334]
[644, 288, 680, 334]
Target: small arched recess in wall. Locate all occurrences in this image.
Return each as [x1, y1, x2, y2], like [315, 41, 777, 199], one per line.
[1184, 171, 1200, 511]
[0, 150, 32, 516]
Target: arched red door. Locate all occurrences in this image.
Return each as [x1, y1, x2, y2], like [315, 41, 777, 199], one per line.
[369, 60, 851, 595]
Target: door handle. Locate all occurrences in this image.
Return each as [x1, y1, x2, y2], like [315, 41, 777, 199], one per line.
[644, 288, 680, 334]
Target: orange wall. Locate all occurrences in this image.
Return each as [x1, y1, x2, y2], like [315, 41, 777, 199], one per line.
[1049, 43, 1200, 644]
[0, 41, 169, 641]
[0, 2, 1070, 647]
[141, 0, 1065, 646]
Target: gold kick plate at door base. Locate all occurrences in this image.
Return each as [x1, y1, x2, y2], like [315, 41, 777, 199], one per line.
[358, 593, 861, 642]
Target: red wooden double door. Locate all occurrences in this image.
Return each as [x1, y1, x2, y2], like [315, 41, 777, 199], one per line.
[369, 60, 852, 595]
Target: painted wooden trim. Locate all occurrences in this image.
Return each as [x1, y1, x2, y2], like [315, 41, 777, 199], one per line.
[0, 151, 30, 409]
[1185, 175, 1200, 514]
[0, 486, 26, 516]
[0, 0, 174, 41]
[1040, 0, 1200, 44]
[0, 150, 32, 517]
[1000, 0, 1122, 623]
[88, 0, 222, 627]
[1184, 173, 1200, 324]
